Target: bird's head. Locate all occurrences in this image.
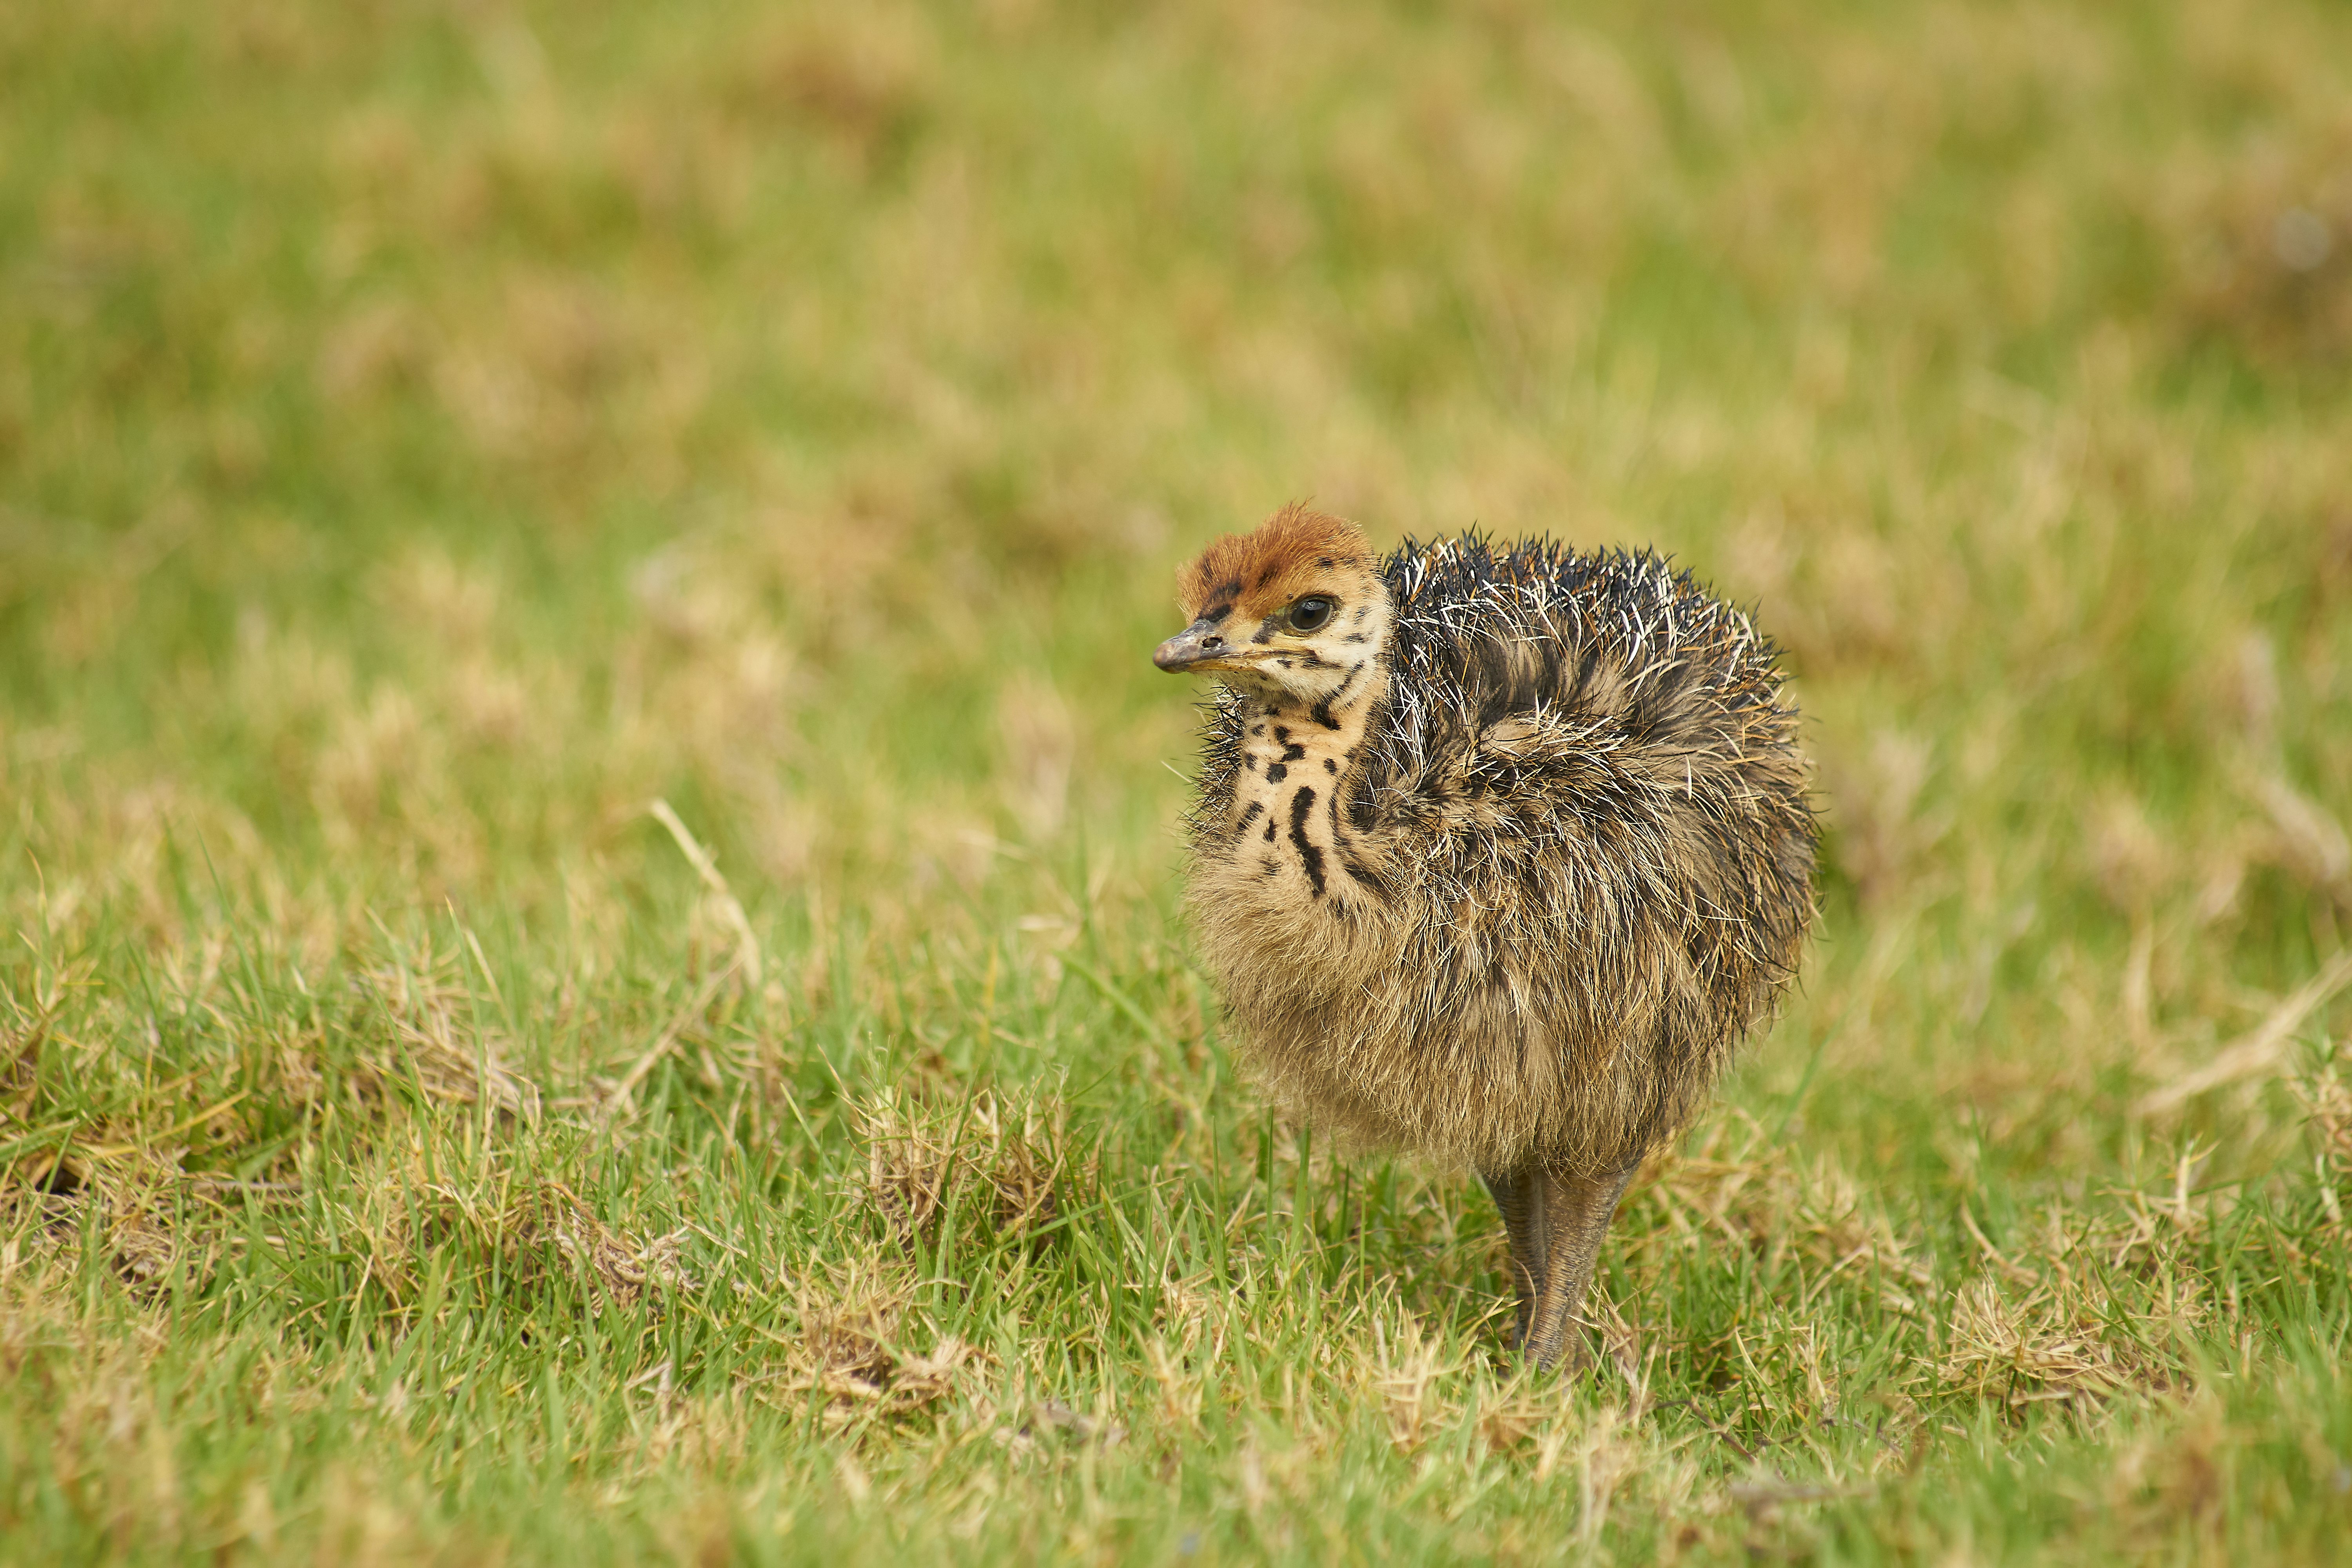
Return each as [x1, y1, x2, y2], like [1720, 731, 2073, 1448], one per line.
[1154, 504, 1390, 709]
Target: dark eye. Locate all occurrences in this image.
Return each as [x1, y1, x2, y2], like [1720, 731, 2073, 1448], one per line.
[1287, 596, 1336, 632]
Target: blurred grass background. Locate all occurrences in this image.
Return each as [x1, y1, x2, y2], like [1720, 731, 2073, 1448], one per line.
[4, 0, 2352, 1562]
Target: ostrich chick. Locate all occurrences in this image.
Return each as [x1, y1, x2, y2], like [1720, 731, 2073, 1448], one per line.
[1155, 505, 1815, 1370]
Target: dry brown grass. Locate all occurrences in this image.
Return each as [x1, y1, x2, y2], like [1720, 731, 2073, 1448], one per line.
[853, 1081, 1082, 1251]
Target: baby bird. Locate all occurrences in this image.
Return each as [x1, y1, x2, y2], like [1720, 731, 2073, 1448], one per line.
[1156, 505, 1816, 1370]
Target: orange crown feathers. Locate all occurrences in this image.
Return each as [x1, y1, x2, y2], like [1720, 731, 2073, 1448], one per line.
[1177, 504, 1376, 622]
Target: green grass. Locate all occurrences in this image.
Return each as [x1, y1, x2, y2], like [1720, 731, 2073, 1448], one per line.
[5, 0, 2352, 1560]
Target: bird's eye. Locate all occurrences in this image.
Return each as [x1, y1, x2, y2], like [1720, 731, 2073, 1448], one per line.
[1287, 596, 1336, 633]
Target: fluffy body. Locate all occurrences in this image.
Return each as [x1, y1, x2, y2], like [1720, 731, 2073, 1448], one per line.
[1172, 510, 1816, 1181]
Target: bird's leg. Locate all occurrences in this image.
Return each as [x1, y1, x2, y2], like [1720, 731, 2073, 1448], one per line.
[1517, 1161, 1641, 1373]
[1479, 1165, 1547, 1351]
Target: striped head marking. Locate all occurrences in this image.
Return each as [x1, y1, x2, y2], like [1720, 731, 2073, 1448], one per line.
[1153, 503, 1392, 712]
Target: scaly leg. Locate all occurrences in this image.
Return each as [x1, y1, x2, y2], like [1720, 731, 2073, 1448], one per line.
[1479, 1165, 1546, 1351]
[1518, 1161, 1641, 1373]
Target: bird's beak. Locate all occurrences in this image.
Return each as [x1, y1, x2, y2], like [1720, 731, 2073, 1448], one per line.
[1154, 617, 1242, 673]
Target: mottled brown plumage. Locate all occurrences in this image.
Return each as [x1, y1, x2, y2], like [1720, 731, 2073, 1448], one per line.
[1156, 503, 1816, 1369]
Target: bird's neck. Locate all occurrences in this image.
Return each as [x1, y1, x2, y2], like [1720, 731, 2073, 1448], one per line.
[1241, 652, 1387, 766]
[1223, 658, 1389, 891]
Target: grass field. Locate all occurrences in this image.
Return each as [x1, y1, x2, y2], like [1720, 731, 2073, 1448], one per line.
[5, 0, 2352, 1561]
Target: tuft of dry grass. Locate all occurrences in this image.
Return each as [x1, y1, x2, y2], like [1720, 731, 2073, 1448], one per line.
[781, 1260, 978, 1422]
[853, 1082, 1082, 1250]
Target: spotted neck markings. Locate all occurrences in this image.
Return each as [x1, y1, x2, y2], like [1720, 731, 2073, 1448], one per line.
[1217, 653, 1391, 907]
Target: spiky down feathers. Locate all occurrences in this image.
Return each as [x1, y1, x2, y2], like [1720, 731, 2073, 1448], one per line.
[1183, 533, 1816, 1178]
